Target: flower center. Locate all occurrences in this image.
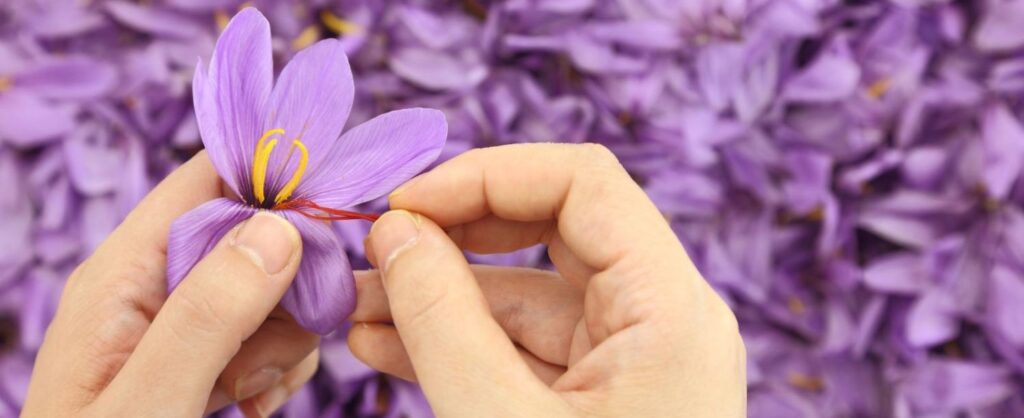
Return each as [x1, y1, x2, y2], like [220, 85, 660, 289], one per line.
[252, 128, 309, 206]
[0, 76, 12, 92]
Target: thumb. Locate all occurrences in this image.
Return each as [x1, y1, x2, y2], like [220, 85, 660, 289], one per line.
[99, 212, 302, 415]
[368, 210, 552, 415]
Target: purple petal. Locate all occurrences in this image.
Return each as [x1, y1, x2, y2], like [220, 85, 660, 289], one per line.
[782, 38, 860, 102]
[584, 20, 682, 51]
[566, 32, 648, 74]
[858, 200, 946, 249]
[81, 196, 120, 252]
[105, 1, 208, 40]
[300, 108, 447, 208]
[0, 151, 33, 288]
[974, 0, 1024, 52]
[278, 212, 354, 335]
[320, 336, 376, 384]
[0, 91, 78, 147]
[980, 103, 1024, 200]
[164, 0, 235, 12]
[19, 269, 61, 351]
[282, 383, 317, 418]
[0, 354, 32, 411]
[193, 8, 273, 197]
[863, 253, 927, 294]
[15, 56, 117, 100]
[506, 0, 594, 14]
[166, 199, 255, 292]
[782, 150, 832, 214]
[396, 6, 471, 50]
[902, 360, 1014, 414]
[262, 39, 353, 195]
[819, 301, 855, 353]
[388, 47, 488, 90]
[987, 265, 1024, 348]
[62, 123, 123, 196]
[905, 289, 960, 348]
[901, 146, 949, 188]
[23, 5, 106, 38]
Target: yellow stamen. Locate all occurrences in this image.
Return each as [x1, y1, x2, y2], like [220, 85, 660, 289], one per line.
[787, 372, 825, 392]
[0, 76, 11, 92]
[214, 10, 230, 32]
[321, 11, 363, 35]
[866, 78, 891, 99]
[252, 129, 285, 204]
[238, 1, 254, 10]
[274, 140, 309, 204]
[292, 25, 320, 51]
[787, 297, 806, 315]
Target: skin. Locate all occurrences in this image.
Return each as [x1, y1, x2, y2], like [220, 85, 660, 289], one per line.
[23, 143, 746, 417]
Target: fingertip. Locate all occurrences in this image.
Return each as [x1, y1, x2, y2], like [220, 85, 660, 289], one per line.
[231, 212, 302, 276]
[387, 174, 421, 203]
[347, 323, 416, 381]
[369, 210, 423, 276]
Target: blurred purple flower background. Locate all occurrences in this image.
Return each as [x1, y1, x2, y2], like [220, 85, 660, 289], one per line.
[1, 0, 1023, 417]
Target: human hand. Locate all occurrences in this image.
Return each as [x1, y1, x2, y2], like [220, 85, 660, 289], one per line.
[350, 144, 746, 417]
[23, 153, 320, 417]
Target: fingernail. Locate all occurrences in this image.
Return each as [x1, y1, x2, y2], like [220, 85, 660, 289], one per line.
[254, 384, 289, 418]
[369, 210, 421, 274]
[388, 176, 420, 200]
[233, 212, 299, 275]
[363, 235, 377, 266]
[235, 367, 283, 400]
[205, 387, 232, 414]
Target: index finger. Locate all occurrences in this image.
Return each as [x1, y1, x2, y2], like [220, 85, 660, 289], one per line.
[387, 143, 683, 272]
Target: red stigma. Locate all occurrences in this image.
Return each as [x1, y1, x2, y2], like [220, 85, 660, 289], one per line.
[273, 198, 380, 222]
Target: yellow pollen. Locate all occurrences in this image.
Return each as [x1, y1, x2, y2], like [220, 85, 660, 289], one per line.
[787, 372, 825, 392]
[252, 129, 285, 204]
[787, 297, 806, 315]
[0, 76, 11, 92]
[866, 78, 892, 99]
[274, 140, 309, 204]
[214, 10, 230, 32]
[292, 25, 320, 50]
[321, 11, 363, 35]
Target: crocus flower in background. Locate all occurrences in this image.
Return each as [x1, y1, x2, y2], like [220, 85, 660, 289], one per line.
[0, 44, 117, 147]
[165, 8, 447, 334]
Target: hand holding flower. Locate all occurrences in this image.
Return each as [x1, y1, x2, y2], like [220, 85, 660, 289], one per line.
[23, 154, 318, 417]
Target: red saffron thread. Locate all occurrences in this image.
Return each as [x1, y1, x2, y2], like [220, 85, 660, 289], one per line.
[274, 198, 380, 222]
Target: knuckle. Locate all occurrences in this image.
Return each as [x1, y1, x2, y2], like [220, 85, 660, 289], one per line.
[170, 288, 235, 343]
[403, 291, 447, 330]
[579, 143, 621, 169]
[495, 298, 525, 339]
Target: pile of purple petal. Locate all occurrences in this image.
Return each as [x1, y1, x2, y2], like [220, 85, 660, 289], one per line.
[2, 0, 1023, 416]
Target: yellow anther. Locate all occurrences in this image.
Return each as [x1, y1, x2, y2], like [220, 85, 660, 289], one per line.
[786, 297, 806, 315]
[0, 76, 11, 92]
[274, 140, 310, 204]
[252, 129, 285, 204]
[866, 78, 892, 99]
[214, 10, 230, 32]
[292, 25, 320, 51]
[787, 372, 825, 392]
[321, 11, 363, 35]
[238, 1, 254, 10]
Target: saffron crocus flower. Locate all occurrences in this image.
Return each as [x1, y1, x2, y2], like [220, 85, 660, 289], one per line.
[165, 8, 447, 334]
